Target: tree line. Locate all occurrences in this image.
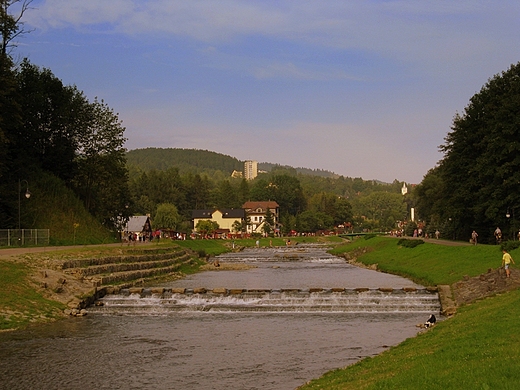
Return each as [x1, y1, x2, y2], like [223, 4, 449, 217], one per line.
[413, 61, 520, 244]
[0, 1, 131, 233]
[128, 162, 408, 235]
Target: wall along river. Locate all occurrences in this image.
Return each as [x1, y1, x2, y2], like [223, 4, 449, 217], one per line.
[0, 245, 440, 390]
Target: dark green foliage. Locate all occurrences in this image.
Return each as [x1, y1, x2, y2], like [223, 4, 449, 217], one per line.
[259, 162, 337, 178]
[363, 233, 377, 240]
[250, 174, 307, 216]
[14, 60, 85, 182]
[0, 55, 129, 237]
[416, 62, 520, 243]
[127, 148, 243, 178]
[298, 210, 334, 232]
[397, 238, 424, 248]
[500, 240, 520, 252]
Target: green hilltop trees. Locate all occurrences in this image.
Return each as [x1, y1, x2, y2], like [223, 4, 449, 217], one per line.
[415, 61, 520, 243]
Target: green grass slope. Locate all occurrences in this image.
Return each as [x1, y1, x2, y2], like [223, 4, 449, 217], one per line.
[330, 236, 504, 285]
[23, 171, 115, 245]
[299, 236, 520, 389]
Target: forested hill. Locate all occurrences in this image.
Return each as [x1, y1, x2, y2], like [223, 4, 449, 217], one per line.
[126, 148, 243, 174]
[126, 148, 339, 178]
[258, 163, 338, 178]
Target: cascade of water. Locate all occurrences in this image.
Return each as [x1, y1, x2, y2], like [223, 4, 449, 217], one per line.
[89, 288, 441, 315]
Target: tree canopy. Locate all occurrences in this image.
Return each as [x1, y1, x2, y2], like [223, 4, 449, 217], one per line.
[415, 61, 520, 242]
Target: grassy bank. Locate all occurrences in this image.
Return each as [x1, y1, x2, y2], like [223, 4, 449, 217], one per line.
[299, 236, 520, 390]
[0, 241, 199, 330]
[0, 261, 65, 330]
[300, 288, 520, 389]
[330, 236, 506, 285]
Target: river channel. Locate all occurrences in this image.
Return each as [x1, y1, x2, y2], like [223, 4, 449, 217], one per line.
[0, 245, 439, 390]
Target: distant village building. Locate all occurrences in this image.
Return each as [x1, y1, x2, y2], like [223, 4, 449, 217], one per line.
[401, 183, 408, 196]
[242, 201, 280, 234]
[244, 160, 258, 180]
[231, 170, 243, 178]
[192, 209, 246, 237]
[124, 215, 152, 241]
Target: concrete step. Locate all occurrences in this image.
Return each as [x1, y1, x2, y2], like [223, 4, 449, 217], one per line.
[66, 254, 191, 277]
[60, 249, 187, 269]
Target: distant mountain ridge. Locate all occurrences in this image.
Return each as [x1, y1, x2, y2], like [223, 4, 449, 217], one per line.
[126, 148, 339, 178]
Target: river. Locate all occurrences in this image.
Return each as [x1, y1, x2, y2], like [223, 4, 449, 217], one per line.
[0, 245, 439, 390]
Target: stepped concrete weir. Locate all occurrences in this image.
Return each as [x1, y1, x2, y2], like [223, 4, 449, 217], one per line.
[89, 286, 441, 315]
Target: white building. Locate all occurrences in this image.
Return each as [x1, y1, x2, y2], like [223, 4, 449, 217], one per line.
[244, 160, 258, 180]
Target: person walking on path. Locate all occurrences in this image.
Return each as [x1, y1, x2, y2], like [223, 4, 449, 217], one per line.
[471, 230, 478, 245]
[495, 227, 502, 244]
[502, 249, 515, 278]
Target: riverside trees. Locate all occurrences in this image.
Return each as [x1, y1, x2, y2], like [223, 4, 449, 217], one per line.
[415, 62, 520, 243]
[0, 3, 131, 232]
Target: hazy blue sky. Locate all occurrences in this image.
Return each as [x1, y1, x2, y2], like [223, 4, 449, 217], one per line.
[14, 1, 520, 183]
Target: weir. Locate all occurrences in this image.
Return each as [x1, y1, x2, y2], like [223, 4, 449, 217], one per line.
[89, 287, 441, 315]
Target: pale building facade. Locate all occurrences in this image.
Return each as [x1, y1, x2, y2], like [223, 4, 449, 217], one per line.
[192, 209, 245, 232]
[244, 160, 258, 180]
[242, 201, 280, 234]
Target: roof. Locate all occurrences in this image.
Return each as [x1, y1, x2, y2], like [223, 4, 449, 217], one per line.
[125, 216, 151, 232]
[192, 209, 245, 219]
[242, 201, 279, 210]
[192, 209, 216, 219]
[219, 209, 245, 218]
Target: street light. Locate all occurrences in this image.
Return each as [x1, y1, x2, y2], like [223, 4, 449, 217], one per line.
[18, 179, 31, 231]
[506, 208, 515, 240]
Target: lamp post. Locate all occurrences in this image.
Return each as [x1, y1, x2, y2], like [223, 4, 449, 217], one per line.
[506, 208, 515, 240]
[18, 179, 31, 231]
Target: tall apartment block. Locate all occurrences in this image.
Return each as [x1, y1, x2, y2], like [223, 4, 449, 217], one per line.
[244, 160, 258, 180]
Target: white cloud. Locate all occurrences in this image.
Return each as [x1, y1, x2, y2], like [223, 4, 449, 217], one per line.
[28, 1, 518, 47]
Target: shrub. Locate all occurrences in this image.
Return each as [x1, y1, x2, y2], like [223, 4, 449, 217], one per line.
[501, 240, 520, 252]
[397, 238, 425, 248]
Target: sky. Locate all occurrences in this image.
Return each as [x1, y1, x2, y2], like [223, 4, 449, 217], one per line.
[12, 0, 520, 183]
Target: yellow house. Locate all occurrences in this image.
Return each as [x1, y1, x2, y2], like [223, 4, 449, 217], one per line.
[192, 209, 246, 234]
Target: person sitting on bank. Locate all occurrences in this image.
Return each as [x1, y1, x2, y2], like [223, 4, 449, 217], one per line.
[424, 314, 437, 328]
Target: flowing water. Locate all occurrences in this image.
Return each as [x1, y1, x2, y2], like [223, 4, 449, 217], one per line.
[0, 245, 440, 390]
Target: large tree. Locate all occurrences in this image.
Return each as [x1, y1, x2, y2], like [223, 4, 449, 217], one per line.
[418, 62, 520, 242]
[14, 60, 87, 182]
[73, 98, 131, 229]
[307, 192, 353, 226]
[153, 203, 181, 231]
[250, 174, 306, 216]
[0, 0, 32, 57]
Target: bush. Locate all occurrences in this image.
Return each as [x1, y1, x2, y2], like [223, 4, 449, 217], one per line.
[397, 238, 425, 248]
[501, 240, 520, 252]
[363, 234, 377, 240]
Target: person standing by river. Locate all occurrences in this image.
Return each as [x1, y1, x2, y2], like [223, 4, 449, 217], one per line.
[502, 249, 515, 278]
